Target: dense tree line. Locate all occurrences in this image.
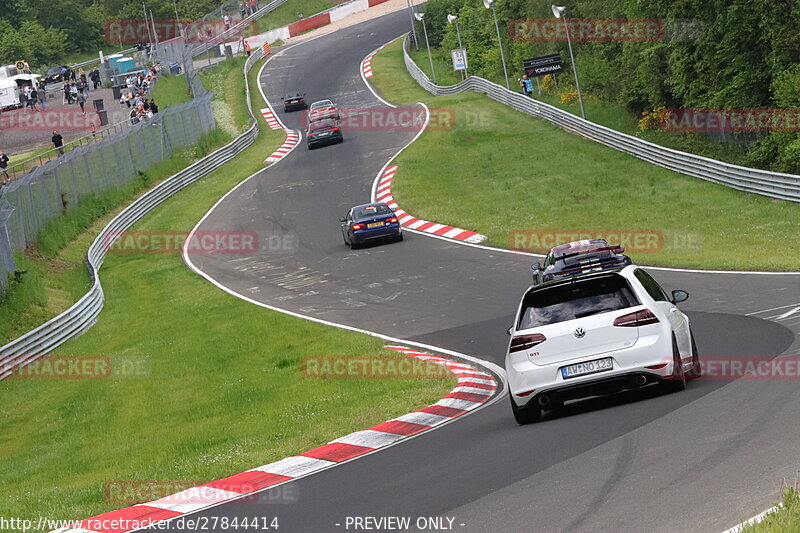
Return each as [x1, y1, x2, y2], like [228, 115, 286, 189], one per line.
[0, 0, 222, 68]
[416, 0, 800, 172]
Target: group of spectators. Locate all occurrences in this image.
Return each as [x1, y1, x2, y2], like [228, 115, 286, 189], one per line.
[61, 67, 102, 114]
[119, 64, 161, 125]
[238, 0, 259, 18]
[18, 84, 47, 112]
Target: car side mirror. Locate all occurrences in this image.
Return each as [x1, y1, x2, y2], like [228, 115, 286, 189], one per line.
[338, 217, 346, 223]
[531, 262, 541, 271]
[671, 289, 689, 304]
[507, 326, 514, 336]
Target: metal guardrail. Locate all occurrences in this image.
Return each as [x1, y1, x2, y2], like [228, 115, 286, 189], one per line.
[69, 47, 137, 70]
[402, 36, 800, 203]
[0, 46, 266, 378]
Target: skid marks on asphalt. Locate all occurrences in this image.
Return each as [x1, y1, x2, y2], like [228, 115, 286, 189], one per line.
[746, 301, 800, 329]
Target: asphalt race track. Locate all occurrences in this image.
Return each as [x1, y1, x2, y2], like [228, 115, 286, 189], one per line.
[156, 10, 800, 533]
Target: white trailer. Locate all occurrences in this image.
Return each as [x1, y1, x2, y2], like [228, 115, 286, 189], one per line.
[0, 73, 40, 110]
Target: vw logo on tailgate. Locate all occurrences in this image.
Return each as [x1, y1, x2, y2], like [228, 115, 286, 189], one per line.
[574, 327, 586, 338]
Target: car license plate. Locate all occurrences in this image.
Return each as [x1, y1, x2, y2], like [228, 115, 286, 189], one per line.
[561, 357, 613, 379]
[319, 132, 329, 136]
[367, 222, 383, 228]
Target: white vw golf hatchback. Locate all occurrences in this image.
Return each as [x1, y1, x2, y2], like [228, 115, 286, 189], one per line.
[506, 265, 699, 424]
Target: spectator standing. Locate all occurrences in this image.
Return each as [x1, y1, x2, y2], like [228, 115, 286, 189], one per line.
[250, 0, 257, 14]
[76, 91, 86, 114]
[129, 107, 138, 125]
[79, 69, 87, 87]
[29, 86, 39, 111]
[90, 68, 101, 89]
[52, 131, 64, 155]
[149, 98, 158, 114]
[224, 14, 232, 31]
[0, 152, 9, 184]
[62, 81, 71, 104]
[70, 83, 78, 104]
[37, 83, 47, 109]
[519, 75, 534, 97]
[19, 86, 28, 112]
[26, 85, 37, 111]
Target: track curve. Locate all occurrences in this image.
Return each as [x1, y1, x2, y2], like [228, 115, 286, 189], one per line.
[157, 11, 800, 533]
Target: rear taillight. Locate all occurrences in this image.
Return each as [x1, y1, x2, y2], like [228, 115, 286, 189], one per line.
[352, 224, 364, 230]
[613, 309, 659, 327]
[331, 127, 339, 131]
[516, 389, 535, 397]
[509, 333, 546, 353]
[387, 217, 398, 223]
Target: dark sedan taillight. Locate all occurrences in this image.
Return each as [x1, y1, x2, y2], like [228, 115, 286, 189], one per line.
[387, 217, 398, 223]
[613, 309, 659, 327]
[352, 223, 365, 230]
[509, 333, 546, 353]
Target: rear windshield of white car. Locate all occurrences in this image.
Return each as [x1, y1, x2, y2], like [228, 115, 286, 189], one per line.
[518, 274, 639, 329]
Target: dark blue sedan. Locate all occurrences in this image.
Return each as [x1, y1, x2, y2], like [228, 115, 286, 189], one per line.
[340, 203, 403, 249]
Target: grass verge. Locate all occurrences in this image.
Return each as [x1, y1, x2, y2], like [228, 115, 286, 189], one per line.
[744, 487, 800, 532]
[254, 0, 336, 34]
[408, 46, 753, 168]
[0, 55, 455, 527]
[150, 73, 192, 107]
[372, 39, 800, 271]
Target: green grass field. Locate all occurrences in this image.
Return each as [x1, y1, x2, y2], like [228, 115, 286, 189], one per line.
[373, 39, 800, 271]
[150, 73, 192, 107]
[253, 0, 336, 34]
[407, 46, 753, 168]
[0, 55, 454, 528]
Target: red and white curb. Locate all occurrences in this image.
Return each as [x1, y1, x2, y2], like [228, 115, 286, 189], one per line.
[265, 130, 301, 163]
[375, 165, 487, 243]
[361, 45, 383, 78]
[51, 346, 497, 533]
[259, 107, 281, 129]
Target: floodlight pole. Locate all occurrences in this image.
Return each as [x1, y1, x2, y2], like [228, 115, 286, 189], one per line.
[449, 15, 467, 79]
[416, 13, 436, 83]
[553, 5, 585, 119]
[486, 0, 510, 90]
